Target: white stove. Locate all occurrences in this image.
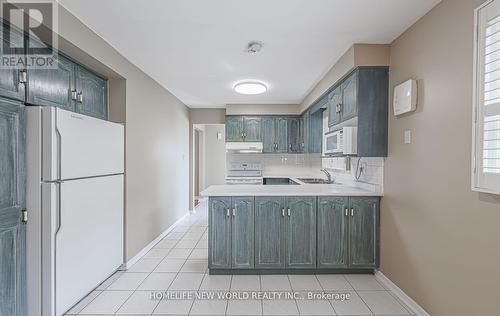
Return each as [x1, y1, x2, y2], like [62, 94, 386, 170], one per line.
[225, 163, 263, 185]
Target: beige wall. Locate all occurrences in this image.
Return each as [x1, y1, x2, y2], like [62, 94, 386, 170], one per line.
[299, 44, 390, 114]
[57, 5, 190, 261]
[382, 0, 500, 315]
[203, 125, 226, 188]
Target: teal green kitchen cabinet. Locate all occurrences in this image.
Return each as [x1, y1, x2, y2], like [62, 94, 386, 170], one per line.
[208, 197, 232, 268]
[243, 117, 262, 141]
[301, 111, 310, 153]
[225, 116, 244, 142]
[231, 197, 254, 268]
[0, 97, 26, 316]
[26, 55, 76, 111]
[349, 197, 379, 268]
[327, 86, 342, 127]
[324, 67, 388, 157]
[317, 196, 379, 269]
[317, 197, 349, 268]
[340, 71, 358, 121]
[0, 24, 25, 102]
[75, 65, 108, 120]
[255, 197, 286, 268]
[261, 117, 288, 153]
[209, 197, 254, 269]
[285, 197, 316, 268]
[225, 116, 262, 142]
[255, 196, 316, 269]
[287, 117, 303, 153]
[26, 55, 109, 120]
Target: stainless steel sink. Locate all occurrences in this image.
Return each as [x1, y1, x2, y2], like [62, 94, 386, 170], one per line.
[297, 178, 341, 184]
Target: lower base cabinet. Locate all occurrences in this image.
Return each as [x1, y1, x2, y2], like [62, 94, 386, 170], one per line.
[208, 195, 379, 273]
[254, 197, 316, 269]
[317, 196, 379, 269]
[208, 197, 254, 269]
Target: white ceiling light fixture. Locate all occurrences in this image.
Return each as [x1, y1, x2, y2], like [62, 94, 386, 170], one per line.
[234, 81, 268, 95]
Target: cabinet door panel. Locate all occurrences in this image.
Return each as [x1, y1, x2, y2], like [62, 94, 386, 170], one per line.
[275, 118, 288, 153]
[27, 55, 74, 110]
[341, 71, 358, 121]
[209, 197, 232, 269]
[349, 197, 379, 268]
[302, 112, 309, 153]
[309, 110, 323, 153]
[75, 66, 107, 120]
[317, 197, 348, 268]
[262, 117, 276, 153]
[0, 25, 25, 102]
[287, 118, 302, 153]
[255, 197, 285, 268]
[225, 116, 243, 142]
[231, 197, 254, 268]
[328, 87, 342, 127]
[0, 98, 26, 316]
[243, 117, 261, 142]
[285, 197, 316, 268]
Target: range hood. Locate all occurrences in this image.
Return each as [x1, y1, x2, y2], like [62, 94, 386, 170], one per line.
[226, 142, 263, 153]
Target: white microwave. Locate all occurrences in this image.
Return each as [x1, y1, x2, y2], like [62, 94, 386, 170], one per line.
[323, 127, 357, 155]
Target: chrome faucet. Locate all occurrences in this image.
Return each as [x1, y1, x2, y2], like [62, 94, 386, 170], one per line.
[320, 169, 333, 184]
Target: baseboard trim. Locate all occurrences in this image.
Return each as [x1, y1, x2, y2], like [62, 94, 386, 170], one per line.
[374, 270, 430, 316]
[124, 212, 190, 269]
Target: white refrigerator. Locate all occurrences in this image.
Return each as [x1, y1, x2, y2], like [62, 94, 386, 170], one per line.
[26, 106, 125, 316]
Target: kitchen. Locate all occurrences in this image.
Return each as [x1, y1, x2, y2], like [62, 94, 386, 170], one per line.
[1, 1, 500, 316]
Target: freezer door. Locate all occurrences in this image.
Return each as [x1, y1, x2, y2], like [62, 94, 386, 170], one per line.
[42, 107, 124, 181]
[48, 175, 124, 316]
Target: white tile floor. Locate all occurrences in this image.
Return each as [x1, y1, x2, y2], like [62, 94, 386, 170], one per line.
[65, 200, 415, 316]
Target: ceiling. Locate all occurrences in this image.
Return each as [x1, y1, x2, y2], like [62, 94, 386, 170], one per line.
[59, 0, 440, 108]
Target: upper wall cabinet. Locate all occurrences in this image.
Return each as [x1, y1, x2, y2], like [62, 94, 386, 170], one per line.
[0, 22, 109, 120]
[226, 116, 262, 142]
[287, 117, 303, 153]
[75, 65, 108, 119]
[325, 67, 389, 157]
[261, 117, 288, 153]
[26, 56, 108, 120]
[0, 24, 25, 102]
[27, 55, 76, 111]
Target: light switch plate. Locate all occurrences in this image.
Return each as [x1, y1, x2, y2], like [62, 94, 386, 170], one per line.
[404, 130, 412, 144]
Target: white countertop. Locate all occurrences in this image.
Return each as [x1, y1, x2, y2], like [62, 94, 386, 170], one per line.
[201, 176, 383, 197]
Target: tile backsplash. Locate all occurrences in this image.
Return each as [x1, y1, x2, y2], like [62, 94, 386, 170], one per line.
[227, 153, 323, 177]
[322, 156, 385, 193]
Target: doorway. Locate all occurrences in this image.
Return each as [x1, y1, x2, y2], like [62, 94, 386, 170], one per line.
[192, 124, 226, 209]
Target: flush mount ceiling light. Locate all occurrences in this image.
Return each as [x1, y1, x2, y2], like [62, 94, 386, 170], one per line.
[233, 81, 268, 95]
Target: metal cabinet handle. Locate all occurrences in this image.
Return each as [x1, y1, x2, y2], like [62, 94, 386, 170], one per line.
[232, 208, 236, 217]
[287, 208, 291, 217]
[71, 89, 77, 101]
[77, 92, 83, 103]
[350, 208, 354, 217]
[226, 208, 230, 217]
[282, 208, 285, 217]
[289, 144, 292, 151]
[19, 69, 27, 84]
[345, 208, 348, 216]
